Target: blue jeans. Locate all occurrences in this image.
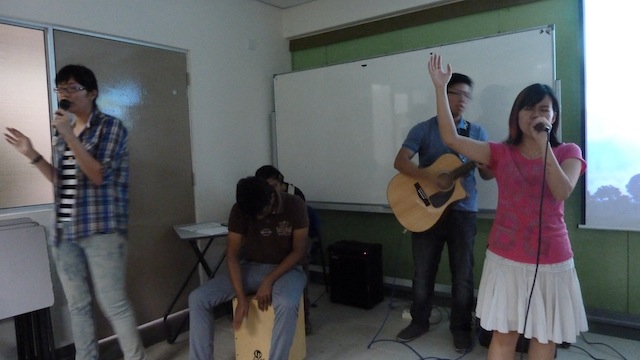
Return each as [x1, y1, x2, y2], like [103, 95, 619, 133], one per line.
[51, 232, 146, 360]
[188, 262, 306, 360]
[409, 210, 476, 335]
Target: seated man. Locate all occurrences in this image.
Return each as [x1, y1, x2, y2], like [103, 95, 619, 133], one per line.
[255, 165, 306, 201]
[189, 176, 309, 360]
[255, 165, 314, 334]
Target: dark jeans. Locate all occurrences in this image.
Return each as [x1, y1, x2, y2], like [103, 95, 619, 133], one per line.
[409, 210, 476, 335]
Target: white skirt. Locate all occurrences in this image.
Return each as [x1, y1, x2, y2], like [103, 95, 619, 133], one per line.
[475, 250, 588, 344]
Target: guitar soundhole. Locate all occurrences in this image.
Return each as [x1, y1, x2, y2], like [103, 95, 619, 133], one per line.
[436, 173, 454, 191]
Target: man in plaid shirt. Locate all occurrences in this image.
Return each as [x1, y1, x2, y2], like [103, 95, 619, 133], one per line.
[5, 64, 145, 360]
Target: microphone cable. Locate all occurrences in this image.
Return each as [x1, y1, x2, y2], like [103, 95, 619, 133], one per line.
[367, 228, 472, 360]
[517, 132, 628, 360]
[518, 130, 550, 359]
[573, 332, 629, 360]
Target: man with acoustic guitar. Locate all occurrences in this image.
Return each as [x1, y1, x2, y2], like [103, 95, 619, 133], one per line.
[393, 72, 493, 353]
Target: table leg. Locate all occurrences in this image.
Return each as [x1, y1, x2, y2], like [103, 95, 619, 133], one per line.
[14, 308, 56, 360]
[163, 237, 215, 343]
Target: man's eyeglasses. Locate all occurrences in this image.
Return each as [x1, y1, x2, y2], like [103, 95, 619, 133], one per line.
[54, 85, 86, 94]
[447, 90, 472, 101]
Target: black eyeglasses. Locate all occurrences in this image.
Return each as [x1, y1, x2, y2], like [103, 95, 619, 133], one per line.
[447, 90, 472, 101]
[54, 85, 86, 94]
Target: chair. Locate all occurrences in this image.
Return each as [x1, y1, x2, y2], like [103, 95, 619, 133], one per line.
[306, 206, 329, 294]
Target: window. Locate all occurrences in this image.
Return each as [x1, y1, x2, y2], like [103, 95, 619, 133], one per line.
[583, 0, 640, 231]
[0, 23, 53, 208]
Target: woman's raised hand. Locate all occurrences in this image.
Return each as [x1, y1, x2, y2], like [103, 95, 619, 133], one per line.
[428, 53, 452, 89]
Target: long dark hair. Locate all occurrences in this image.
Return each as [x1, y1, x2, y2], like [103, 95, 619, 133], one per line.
[505, 84, 561, 147]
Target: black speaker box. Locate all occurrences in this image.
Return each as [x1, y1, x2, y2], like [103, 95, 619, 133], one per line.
[328, 240, 383, 309]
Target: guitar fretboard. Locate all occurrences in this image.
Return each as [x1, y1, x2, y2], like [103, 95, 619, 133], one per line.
[449, 161, 476, 180]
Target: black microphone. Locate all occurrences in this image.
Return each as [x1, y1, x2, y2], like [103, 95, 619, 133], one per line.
[59, 99, 71, 111]
[534, 122, 550, 132]
[53, 100, 71, 137]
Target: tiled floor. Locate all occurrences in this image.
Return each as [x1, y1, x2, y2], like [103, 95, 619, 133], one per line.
[139, 283, 637, 360]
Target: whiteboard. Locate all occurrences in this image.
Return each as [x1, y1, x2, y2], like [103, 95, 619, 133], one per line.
[274, 27, 555, 212]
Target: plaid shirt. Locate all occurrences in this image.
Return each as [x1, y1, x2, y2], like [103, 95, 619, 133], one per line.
[51, 110, 129, 245]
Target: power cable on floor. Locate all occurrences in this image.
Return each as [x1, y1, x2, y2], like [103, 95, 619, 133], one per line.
[366, 229, 473, 360]
[569, 333, 629, 360]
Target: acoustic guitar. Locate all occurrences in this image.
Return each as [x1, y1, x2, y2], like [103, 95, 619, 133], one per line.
[387, 153, 475, 232]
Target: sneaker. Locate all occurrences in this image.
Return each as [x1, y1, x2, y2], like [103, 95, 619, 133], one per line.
[396, 323, 429, 342]
[429, 307, 442, 325]
[453, 333, 473, 353]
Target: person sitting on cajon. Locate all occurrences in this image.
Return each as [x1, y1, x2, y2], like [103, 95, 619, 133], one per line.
[188, 176, 309, 360]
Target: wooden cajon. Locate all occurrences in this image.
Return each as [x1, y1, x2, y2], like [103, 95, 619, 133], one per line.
[233, 295, 306, 360]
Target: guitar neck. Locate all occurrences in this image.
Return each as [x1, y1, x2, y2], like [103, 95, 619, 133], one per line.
[450, 160, 476, 180]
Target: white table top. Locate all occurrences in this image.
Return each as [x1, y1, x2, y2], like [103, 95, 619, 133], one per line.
[173, 221, 228, 241]
[0, 221, 54, 320]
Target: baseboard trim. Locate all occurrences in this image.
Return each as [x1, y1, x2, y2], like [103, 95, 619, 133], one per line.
[585, 308, 640, 341]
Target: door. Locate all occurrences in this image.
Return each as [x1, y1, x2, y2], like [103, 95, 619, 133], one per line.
[54, 30, 197, 338]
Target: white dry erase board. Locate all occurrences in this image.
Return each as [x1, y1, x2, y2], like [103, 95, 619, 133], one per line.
[274, 26, 555, 212]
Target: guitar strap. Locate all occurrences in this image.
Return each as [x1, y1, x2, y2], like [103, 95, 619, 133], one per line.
[457, 119, 470, 138]
[453, 120, 471, 162]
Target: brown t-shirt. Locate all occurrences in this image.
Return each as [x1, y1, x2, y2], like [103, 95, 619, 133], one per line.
[227, 192, 309, 264]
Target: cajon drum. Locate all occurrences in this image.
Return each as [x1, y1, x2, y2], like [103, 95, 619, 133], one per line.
[233, 296, 306, 360]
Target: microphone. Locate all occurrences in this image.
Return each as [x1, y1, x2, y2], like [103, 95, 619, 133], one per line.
[53, 100, 71, 137]
[534, 122, 550, 132]
[59, 99, 71, 111]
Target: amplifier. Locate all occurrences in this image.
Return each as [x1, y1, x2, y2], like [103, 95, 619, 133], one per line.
[328, 240, 383, 309]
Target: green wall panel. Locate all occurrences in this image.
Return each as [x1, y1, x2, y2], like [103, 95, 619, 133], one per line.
[291, 47, 327, 71]
[630, 232, 640, 314]
[573, 229, 628, 311]
[400, 11, 500, 51]
[325, 31, 403, 66]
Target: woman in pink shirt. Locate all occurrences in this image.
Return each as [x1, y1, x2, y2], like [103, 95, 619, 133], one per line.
[427, 54, 588, 360]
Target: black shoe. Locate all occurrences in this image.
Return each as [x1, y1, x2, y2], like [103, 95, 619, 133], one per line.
[396, 323, 428, 342]
[453, 333, 473, 353]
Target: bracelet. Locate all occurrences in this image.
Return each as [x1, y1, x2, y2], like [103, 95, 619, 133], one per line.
[30, 154, 43, 164]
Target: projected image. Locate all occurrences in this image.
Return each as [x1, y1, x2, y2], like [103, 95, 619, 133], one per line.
[584, 0, 640, 230]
